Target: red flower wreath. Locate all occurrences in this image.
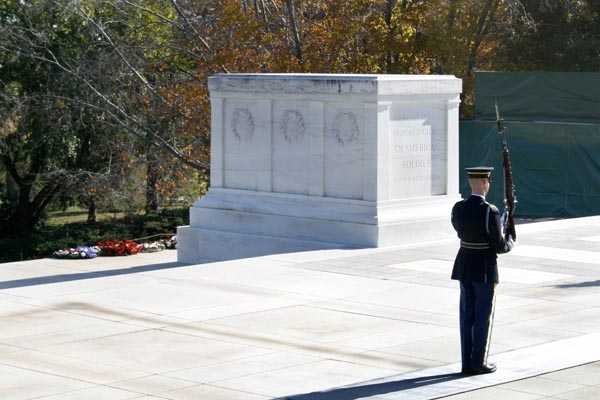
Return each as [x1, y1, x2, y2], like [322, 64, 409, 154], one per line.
[96, 240, 144, 256]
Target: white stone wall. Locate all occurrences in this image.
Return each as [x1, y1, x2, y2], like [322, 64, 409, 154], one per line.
[324, 103, 365, 199]
[208, 74, 461, 204]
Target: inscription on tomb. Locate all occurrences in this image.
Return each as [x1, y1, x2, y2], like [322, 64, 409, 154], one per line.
[390, 125, 434, 197]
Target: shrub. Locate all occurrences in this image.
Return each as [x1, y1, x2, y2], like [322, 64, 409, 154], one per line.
[0, 207, 189, 263]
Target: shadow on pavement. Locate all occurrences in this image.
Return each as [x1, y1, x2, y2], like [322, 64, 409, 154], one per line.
[554, 280, 600, 289]
[0, 261, 190, 289]
[276, 372, 463, 399]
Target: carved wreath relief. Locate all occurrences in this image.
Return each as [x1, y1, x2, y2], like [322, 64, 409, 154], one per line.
[231, 108, 254, 142]
[280, 110, 305, 143]
[332, 111, 359, 145]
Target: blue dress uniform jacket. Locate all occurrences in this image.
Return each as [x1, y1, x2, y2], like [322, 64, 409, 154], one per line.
[451, 195, 511, 283]
[451, 194, 512, 372]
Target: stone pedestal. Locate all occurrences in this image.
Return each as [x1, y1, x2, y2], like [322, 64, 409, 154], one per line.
[178, 74, 462, 263]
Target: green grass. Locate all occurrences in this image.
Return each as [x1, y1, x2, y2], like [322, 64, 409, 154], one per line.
[0, 207, 188, 263]
[46, 208, 128, 226]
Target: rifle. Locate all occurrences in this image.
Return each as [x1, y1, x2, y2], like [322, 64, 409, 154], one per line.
[495, 101, 517, 241]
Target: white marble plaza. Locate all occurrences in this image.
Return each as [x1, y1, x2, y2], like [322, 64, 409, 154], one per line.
[178, 74, 462, 263]
[3, 216, 600, 399]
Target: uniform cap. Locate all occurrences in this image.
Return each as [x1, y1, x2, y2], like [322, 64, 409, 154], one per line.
[465, 166, 493, 179]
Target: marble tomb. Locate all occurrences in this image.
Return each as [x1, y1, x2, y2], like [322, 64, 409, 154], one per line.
[178, 74, 462, 262]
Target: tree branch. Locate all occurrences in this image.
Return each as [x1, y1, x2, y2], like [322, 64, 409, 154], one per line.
[71, 3, 170, 107]
[31, 181, 61, 217]
[285, 0, 303, 65]
[1, 154, 23, 186]
[169, 0, 230, 73]
[46, 94, 210, 170]
[467, 0, 498, 75]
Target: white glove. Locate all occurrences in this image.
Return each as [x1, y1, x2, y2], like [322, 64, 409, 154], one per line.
[506, 234, 515, 251]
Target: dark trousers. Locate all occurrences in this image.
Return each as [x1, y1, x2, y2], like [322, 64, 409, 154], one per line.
[459, 281, 496, 369]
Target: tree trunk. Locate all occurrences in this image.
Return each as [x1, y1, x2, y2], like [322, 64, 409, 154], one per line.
[5, 171, 18, 205]
[438, 0, 459, 73]
[8, 183, 36, 237]
[2, 154, 61, 236]
[87, 197, 97, 223]
[145, 158, 159, 213]
[384, 0, 398, 73]
[285, 0, 303, 66]
[467, 0, 498, 77]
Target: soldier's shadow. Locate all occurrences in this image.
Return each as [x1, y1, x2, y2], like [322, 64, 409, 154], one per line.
[276, 372, 463, 400]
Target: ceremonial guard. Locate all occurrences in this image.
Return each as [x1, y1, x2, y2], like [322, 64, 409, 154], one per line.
[451, 167, 514, 375]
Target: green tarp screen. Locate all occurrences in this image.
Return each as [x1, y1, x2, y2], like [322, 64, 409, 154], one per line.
[475, 72, 600, 123]
[459, 120, 600, 218]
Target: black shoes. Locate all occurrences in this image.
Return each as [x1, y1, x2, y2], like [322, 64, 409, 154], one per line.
[462, 363, 497, 375]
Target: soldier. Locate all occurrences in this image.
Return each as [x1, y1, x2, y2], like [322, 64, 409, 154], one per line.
[451, 167, 514, 375]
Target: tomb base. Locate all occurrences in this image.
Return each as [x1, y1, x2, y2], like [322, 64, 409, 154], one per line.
[177, 188, 460, 262]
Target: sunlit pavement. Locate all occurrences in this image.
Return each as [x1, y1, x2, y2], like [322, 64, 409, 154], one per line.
[2, 217, 600, 399]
